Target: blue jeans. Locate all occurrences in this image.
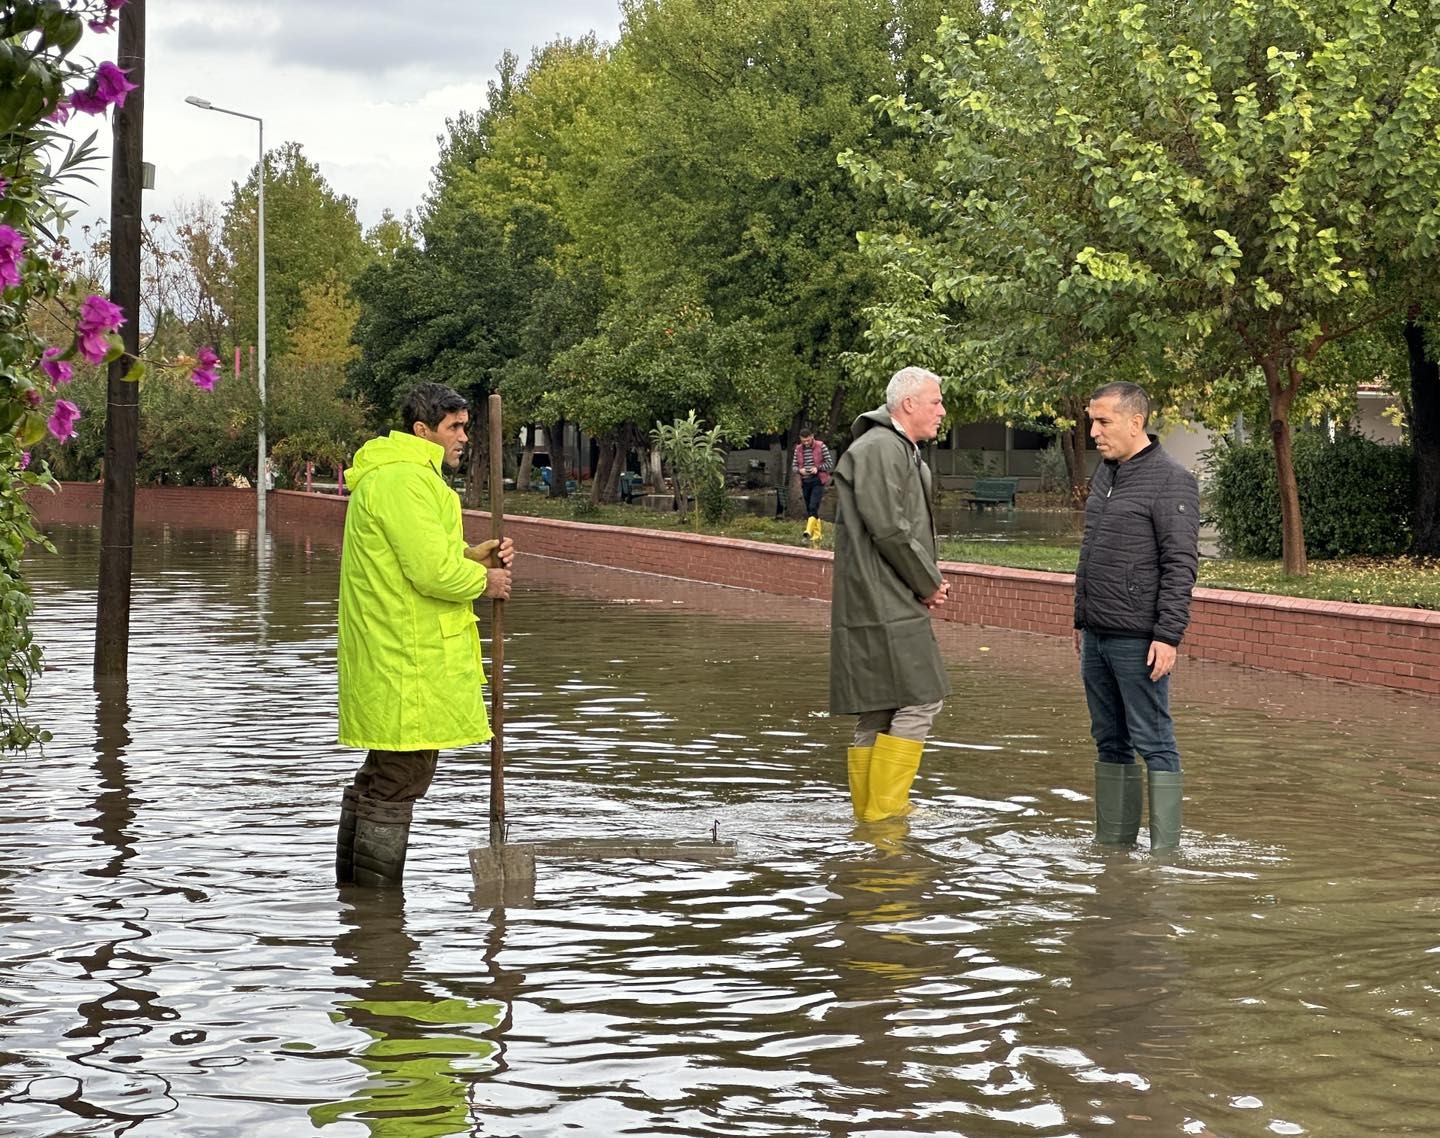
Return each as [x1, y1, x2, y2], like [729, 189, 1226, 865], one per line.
[801, 477, 824, 518]
[1081, 631, 1180, 773]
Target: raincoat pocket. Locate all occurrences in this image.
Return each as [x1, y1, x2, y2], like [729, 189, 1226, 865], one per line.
[439, 606, 484, 681]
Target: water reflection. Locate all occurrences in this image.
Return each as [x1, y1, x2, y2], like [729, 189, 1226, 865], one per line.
[3, 523, 1439, 1137]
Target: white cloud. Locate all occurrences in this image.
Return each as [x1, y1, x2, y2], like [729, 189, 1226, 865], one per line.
[64, 1, 620, 229]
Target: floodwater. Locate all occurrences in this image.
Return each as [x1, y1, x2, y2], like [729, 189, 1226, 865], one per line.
[4, 523, 1439, 1138]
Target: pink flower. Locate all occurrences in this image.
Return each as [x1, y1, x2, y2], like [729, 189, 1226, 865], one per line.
[41, 346, 74, 385]
[191, 345, 220, 391]
[46, 98, 72, 125]
[19, 451, 30, 471]
[0, 224, 26, 289]
[0, 178, 9, 198]
[47, 399, 81, 443]
[76, 294, 125, 364]
[88, 0, 126, 31]
[71, 62, 138, 115]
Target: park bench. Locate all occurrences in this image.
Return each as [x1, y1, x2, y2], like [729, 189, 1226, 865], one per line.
[963, 476, 1018, 510]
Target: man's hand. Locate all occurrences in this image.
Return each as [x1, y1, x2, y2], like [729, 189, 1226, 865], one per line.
[1073, 629, 1082, 657]
[466, 537, 515, 569]
[1147, 640, 1177, 681]
[482, 567, 513, 600]
[922, 581, 950, 609]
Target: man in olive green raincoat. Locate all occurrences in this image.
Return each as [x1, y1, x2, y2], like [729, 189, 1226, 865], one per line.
[829, 367, 952, 823]
[335, 382, 513, 888]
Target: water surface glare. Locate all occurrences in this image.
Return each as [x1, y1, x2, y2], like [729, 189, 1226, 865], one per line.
[4, 523, 1439, 1138]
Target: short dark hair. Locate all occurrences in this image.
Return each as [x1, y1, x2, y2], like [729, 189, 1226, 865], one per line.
[799, 423, 815, 438]
[1089, 382, 1150, 427]
[401, 383, 468, 432]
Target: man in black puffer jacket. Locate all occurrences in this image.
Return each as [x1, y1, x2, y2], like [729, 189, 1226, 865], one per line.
[1073, 382, 1199, 852]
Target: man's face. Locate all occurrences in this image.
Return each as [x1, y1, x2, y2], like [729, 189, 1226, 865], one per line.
[903, 379, 947, 442]
[1087, 395, 1145, 462]
[416, 409, 469, 470]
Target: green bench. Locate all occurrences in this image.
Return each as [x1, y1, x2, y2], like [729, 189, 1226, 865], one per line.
[964, 476, 1018, 510]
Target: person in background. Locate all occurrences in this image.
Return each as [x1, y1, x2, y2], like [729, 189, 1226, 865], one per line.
[1074, 381, 1199, 852]
[335, 382, 514, 887]
[793, 424, 835, 543]
[829, 367, 951, 822]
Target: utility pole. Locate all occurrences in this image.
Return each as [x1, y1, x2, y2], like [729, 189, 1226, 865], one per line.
[94, 0, 145, 678]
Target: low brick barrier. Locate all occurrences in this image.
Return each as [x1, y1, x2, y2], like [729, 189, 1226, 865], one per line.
[32, 483, 1440, 695]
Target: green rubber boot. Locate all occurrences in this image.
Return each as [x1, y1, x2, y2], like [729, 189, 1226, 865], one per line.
[1094, 761, 1142, 845]
[353, 796, 414, 888]
[336, 786, 358, 885]
[1147, 770, 1183, 852]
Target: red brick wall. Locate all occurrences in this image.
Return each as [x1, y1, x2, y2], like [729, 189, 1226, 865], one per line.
[33, 483, 1440, 695]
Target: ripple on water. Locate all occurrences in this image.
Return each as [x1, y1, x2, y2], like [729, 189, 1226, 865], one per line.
[3, 524, 1440, 1136]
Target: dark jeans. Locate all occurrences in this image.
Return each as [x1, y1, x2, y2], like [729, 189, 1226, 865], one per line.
[801, 477, 824, 518]
[351, 749, 439, 802]
[1081, 631, 1180, 772]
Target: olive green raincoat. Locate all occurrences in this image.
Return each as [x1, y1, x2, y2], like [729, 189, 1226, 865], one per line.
[828, 406, 951, 715]
[338, 430, 492, 750]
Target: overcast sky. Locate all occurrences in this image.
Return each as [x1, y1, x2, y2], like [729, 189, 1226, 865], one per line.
[67, 0, 623, 231]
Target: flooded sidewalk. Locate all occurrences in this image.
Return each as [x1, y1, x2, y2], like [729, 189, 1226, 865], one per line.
[2, 523, 1438, 1137]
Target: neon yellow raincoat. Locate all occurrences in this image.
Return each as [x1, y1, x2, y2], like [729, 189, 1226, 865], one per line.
[338, 430, 492, 750]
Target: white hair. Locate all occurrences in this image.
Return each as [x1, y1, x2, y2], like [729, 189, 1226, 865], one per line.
[886, 366, 941, 411]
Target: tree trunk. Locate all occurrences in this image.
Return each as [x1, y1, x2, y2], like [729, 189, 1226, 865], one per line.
[768, 440, 784, 490]
[1406, 318, 1440, 555]
[1264, 359, 1307, 576]
[1059, 403, 1088, 507]
[464, 396, 488, 509]
[546, 418, 568, 499]
[646, 446, 664, 493]
[516, 423, 535, 491]
[826, 382, 846, 441]
[784, 432, 806, 519]
[590, 438, 617, 505]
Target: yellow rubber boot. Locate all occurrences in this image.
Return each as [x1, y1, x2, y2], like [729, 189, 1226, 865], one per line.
[814, 518, 824, 542]
[861, 733, 923, 823]
[847, 745, 873, 820]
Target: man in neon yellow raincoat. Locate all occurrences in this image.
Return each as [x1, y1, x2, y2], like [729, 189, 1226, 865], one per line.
[336, 382, 513, 887]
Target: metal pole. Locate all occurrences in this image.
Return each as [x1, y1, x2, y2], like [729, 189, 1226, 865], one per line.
[488, 393, 506, 848]
[256, 117, 266, 534]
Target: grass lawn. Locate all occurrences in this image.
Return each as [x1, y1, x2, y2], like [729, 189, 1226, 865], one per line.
[502, 491, 1440, 610]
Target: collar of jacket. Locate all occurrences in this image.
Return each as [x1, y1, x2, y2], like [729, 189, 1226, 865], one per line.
[1103, 435, 1159, 471]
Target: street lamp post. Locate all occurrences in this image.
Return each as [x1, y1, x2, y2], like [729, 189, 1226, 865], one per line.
[185, 95, 267, 533]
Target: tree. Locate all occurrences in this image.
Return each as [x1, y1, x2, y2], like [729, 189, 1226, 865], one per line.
[222, 141, 369, 359]
[651, 410, 728, 527]
[847, 0, 1440, 574]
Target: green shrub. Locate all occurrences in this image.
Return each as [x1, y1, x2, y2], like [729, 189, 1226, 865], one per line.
[697, 475, 736, 524]
[1205, 431, 1412, 558]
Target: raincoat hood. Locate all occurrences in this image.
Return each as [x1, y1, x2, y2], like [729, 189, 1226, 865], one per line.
[345, 430, 445, 492]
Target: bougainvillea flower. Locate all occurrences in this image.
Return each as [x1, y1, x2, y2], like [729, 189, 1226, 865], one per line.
[46, 98, 72, 125]
[41, 346, 74, 385]
[0, 224, 26, 288]
[47, 399, 81, 442]
[71, 62, 138, 115]
[19, 451, 30, 471]
[191, 345, 220, 391]
[75, 294, 125, 364]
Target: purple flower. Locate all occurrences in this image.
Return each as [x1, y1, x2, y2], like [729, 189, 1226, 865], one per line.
[19, 451, 30, 471]
[24, 388, 41, 407]
[71, 62, 138, 116]
[76, 294, 125, 364]
[191, 345, 220, 391]
[41, 346, 74, 385]
[0, 225, 26, 289]
[0, 178, 9, 198]
[46, 98, 72, 125]
[47, 399, 81, 443]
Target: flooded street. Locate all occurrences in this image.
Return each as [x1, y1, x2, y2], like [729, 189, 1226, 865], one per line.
[4, 522, 1438, 1137]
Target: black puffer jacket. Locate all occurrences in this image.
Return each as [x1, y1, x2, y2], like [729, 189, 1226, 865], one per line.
[1074, 440, 1200, 646]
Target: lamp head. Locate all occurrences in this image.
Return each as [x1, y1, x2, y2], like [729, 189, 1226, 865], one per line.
[184, 96, 212, 109]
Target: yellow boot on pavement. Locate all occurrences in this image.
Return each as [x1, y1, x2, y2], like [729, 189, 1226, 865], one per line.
[861, 733, 923, 823]
[847, 745, 873, 820]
